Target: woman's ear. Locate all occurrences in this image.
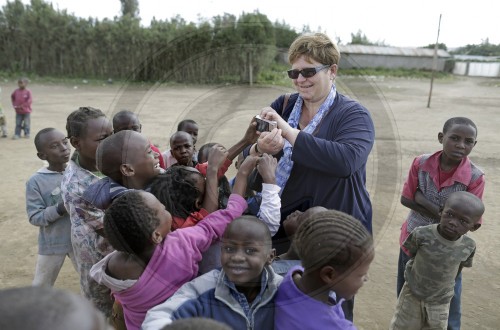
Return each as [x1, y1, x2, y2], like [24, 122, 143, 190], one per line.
[330, 64, 338, 80]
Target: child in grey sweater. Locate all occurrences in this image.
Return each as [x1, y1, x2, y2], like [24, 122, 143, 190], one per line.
[26, 128, 76, 286]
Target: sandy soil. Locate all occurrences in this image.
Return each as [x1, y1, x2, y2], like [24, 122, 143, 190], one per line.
[0, 76, 499, 329]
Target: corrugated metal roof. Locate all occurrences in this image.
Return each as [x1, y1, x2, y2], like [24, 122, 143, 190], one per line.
[453, 55, 500, 61]
[339, 44, 451, 58]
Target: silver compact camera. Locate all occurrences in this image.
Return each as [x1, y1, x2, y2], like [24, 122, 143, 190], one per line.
[255, 115, 277, 132]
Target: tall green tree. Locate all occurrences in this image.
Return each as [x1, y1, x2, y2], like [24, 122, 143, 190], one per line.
[0, 0, 298, 83]
[120, 0, 139, 18]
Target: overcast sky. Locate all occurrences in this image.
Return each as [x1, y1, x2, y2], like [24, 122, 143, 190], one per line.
[1, 0, 498, 48]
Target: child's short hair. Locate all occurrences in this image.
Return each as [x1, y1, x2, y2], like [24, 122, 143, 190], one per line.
[95, 130, 134, 180]
[0, 286, 108, 330]
[177, 119, 198, 131]
[149, 167, 204, 219]
[66, 106, 106, 138]
[445, 191, 485, 218]
[226, 215, 273, 247]
[18, 77, 29, 84]
[104, 190, 159, 255]
[161, 317, 231, 330]
[197, 142, 217, 163]
[295, 210, 373, 273]
[112, 110, 141, 132]
[443, 117, 478, 136]
[169, 131, 193, 146]
[34, 127, 56, 152]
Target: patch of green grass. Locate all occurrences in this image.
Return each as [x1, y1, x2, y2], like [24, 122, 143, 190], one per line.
[256, 63, 290, 86]
[256, 64, 455, 86]
[338, 67, 452, 79]
[1, 65, 458, 87]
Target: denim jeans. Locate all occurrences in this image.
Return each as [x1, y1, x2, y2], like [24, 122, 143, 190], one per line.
[397, 248, 462, 330]
[15, 113, 30, 137]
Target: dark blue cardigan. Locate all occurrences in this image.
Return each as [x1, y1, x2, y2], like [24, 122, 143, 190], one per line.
[268, 92, 375, 250]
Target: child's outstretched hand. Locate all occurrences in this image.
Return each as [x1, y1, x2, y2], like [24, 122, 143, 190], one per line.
[242, 116, 259, 145]
[233, 155, 258, 197]
[257, 153, 277, 184]
[237, 155, 258, 176]
[207, 145, 228, 171]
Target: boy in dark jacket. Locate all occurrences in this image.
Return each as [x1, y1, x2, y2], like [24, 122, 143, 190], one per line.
[142, 216, 281, 330]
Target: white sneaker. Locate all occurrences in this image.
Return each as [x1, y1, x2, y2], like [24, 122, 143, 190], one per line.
[12, 135, 20, 140]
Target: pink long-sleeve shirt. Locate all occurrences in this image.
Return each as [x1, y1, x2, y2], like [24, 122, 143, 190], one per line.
[90, 193, 247, 330]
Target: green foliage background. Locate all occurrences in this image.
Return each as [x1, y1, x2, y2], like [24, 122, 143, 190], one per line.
[1, 0, 498, 83]
[0, 0, 300, 83]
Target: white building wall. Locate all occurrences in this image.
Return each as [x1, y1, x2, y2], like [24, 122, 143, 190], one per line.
[468, 62, 500, 77]
[453, 62, 468, 75]
[340, 54, 446, 70]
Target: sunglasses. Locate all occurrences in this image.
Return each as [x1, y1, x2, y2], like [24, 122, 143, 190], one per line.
[287, 64, 331, 79]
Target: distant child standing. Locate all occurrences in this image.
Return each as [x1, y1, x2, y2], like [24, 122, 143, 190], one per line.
[397, 117, 484, 330]
[390, 191, 484, 329]
[0, 87, 7, 137]
[26, 128, 76, 286]
[11, 77, 32, 139]
[275, 209, 374, 330]
[61, 107, 114, 317]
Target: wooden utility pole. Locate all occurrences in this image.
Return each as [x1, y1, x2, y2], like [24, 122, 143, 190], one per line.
[427, 14, 442, 108]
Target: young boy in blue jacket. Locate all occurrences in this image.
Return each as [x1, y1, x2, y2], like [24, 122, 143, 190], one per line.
[141, 216, 281, 330]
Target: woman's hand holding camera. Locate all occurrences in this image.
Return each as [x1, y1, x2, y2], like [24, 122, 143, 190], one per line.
[257, 128, 285, 155]
[259, 107, 300, 147]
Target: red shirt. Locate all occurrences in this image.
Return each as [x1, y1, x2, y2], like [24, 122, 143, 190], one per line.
[171, 208, 209, 231]
[151, 144, 166, 169]
[11, 88, 32, 114]
[195, 158, 232, 180]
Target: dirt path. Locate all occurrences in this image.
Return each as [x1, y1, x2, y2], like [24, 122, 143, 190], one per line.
[0, 76, 499, 329]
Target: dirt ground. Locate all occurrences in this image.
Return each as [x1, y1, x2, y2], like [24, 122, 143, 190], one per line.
[0, 76, 499, 329]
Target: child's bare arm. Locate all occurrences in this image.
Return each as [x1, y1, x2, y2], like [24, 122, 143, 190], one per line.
[202, 145, 228, 213]
[401, 191, 440, 221]
[232, 156, 258, 197]
[226, 117, 259, 161]
[257, 153, 277, 184]
[414, 190, 440, 219]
